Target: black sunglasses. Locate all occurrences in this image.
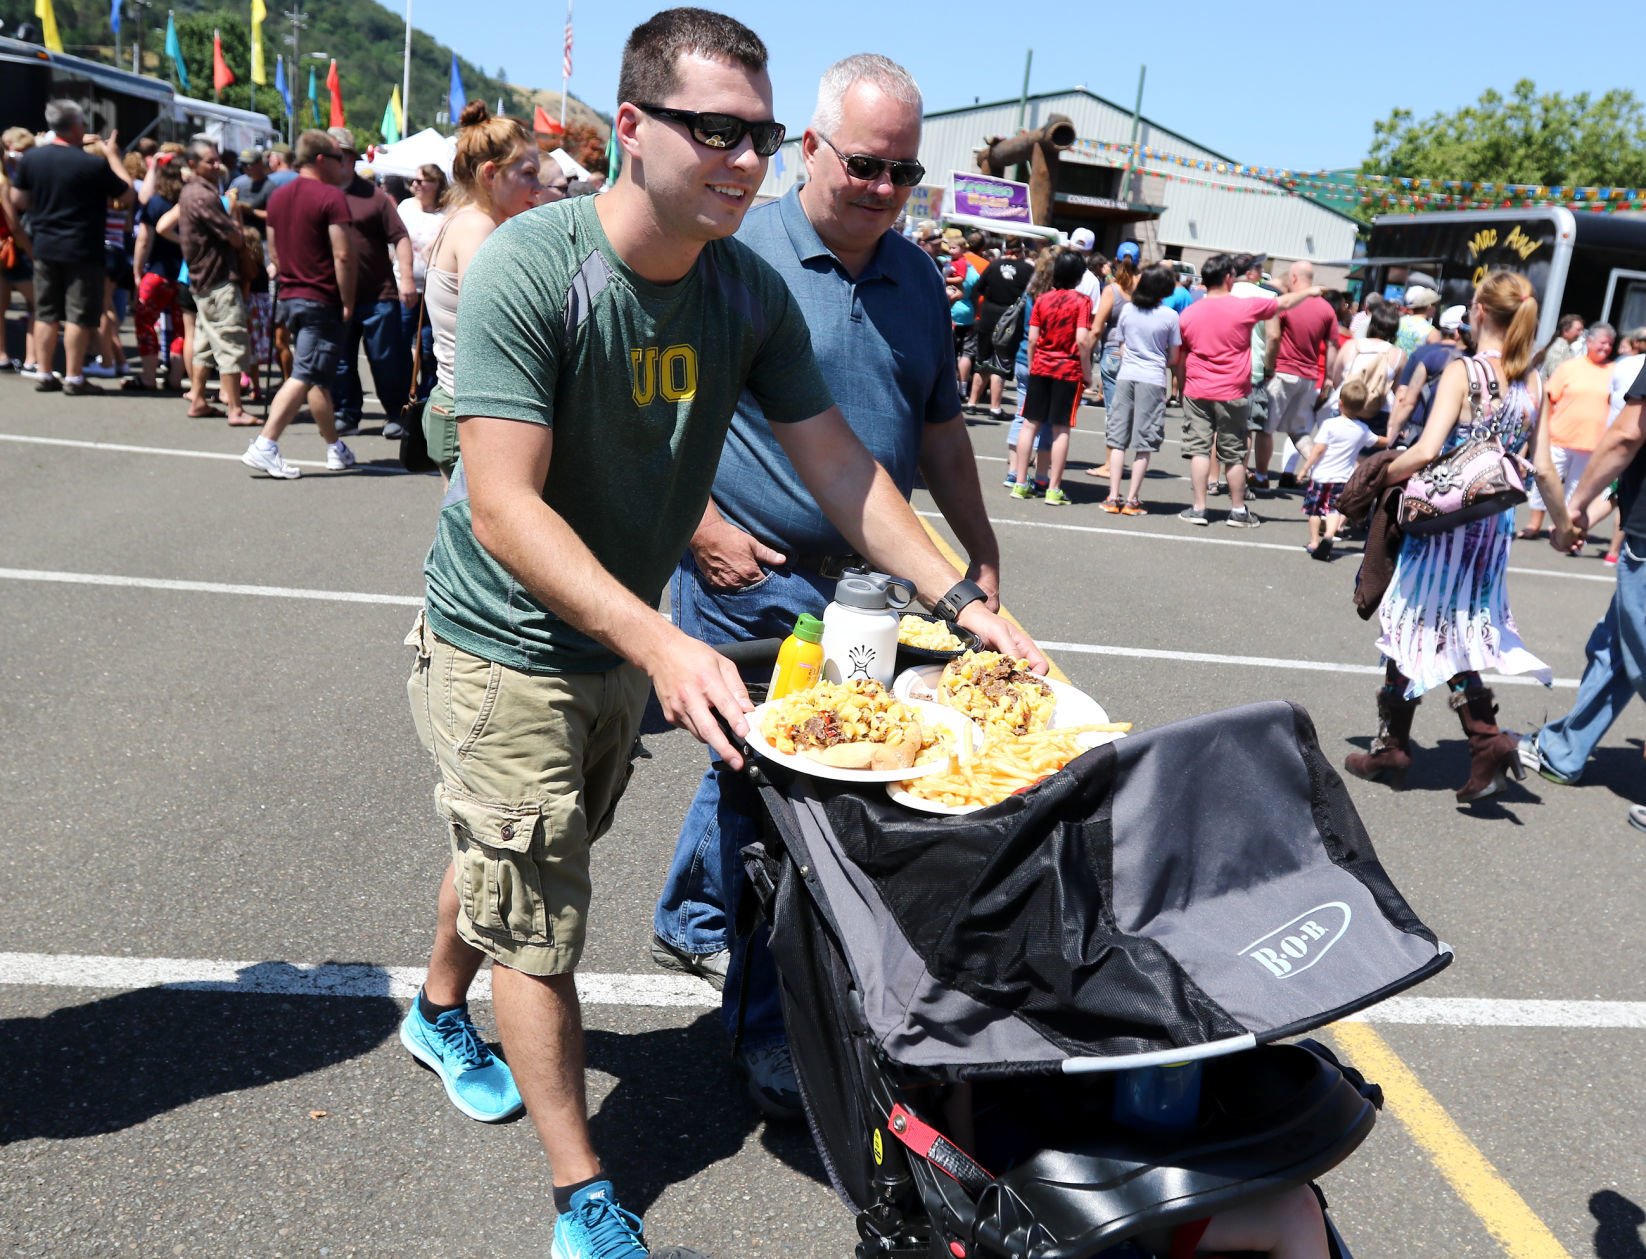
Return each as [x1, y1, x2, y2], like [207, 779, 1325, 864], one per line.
[816, 133, 925, 188]
[635, 104, 786, 158]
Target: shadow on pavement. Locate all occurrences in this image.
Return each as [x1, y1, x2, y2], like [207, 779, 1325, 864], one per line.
[0, 964, 400, 1145]
[1592, 1189, 1646, 1258]
[586, 1013, 828, 1216]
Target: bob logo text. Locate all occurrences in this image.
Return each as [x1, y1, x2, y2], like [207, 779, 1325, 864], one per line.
[1238, 902, 1351, 979]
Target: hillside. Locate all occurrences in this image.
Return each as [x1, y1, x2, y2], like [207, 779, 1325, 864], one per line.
[0, 0, 607, 147]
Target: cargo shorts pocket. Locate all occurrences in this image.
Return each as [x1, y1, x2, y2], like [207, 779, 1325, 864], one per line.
[436, 786, 550, 948]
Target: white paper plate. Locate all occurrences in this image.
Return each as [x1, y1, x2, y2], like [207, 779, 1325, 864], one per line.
[892, 664, 1113, 728]
[887, 729, 1121, 815]
[742, 698, 980, 783]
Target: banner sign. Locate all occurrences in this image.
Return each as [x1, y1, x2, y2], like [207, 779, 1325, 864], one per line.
[949, 172, 1030, 223]
[904, 184, 945, 222]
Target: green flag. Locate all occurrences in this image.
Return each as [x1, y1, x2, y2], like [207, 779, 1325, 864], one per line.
[380, 87, 402, 145]
[307, 64, 319, 123]
[606, 128, 619, 184]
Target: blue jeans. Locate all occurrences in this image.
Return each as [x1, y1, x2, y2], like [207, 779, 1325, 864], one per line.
[1534, 537, 1646, 780]
[657, 556, 834, 1046]
[335, 299, 411, 424]
[1098, 346, 1123, 413]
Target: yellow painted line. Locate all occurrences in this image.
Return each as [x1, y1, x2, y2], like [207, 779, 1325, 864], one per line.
[918, 517, 1070, 684]
[1331, 1023, 1572, 1258]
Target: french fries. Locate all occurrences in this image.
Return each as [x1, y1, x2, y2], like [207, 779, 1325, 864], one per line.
[898, 615, 965, 652]
[898, 724, 1132, 809]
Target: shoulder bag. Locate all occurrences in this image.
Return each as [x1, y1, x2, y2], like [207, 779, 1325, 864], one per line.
[1396, 355, 1530, 535]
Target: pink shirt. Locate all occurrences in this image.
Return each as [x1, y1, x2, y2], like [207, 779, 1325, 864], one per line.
[1274, 295, 1337, 382]
[1179, 294, 1279, 401]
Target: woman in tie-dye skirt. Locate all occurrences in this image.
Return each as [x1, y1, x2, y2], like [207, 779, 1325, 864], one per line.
[1345, 271, 1570, 802]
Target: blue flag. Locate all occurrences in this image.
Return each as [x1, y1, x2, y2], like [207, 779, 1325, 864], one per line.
[111, 0, 120, 36]
[163, 10, 189, 93]
[307, 64, 318, 123]
[448, 53, 465, 127]
[274, 53, 291, 114]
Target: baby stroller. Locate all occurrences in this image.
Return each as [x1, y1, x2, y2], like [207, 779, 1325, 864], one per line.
[731, 696, 1451, 1259]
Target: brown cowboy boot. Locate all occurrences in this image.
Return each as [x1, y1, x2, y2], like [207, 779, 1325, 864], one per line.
[1343, 686, 1420, 787]
[1452, 684, 1527, 803]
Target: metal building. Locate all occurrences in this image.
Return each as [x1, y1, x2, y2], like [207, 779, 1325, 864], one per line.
[758, 87, 1359, 284]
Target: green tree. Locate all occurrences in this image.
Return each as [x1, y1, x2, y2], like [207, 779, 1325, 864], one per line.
[1363, 80, 1646, 188]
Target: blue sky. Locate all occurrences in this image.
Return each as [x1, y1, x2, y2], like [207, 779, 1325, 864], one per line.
[408, 0, 1621, 171]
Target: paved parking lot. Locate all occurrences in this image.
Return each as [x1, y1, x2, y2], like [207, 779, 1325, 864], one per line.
[2, 371, 1643, 1257]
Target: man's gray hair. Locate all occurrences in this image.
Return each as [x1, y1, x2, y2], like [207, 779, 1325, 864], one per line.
[1588, 321, 1617, 342]
[44, 99, 85, 133]
[186, 137, 219, 165]
[810, 53, 922, 135]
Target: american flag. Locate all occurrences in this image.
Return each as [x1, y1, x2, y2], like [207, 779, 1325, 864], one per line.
[562, 0, 573, 80]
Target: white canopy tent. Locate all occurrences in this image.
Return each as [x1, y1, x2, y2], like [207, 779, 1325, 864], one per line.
[369, 128, 595, 183]
[369, 128, 455, 179]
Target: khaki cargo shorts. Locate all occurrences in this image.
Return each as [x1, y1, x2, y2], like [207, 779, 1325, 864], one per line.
[1181, 395, 1251, 465]
[192, 281, 253, 373]
[405, 610, 649, 976]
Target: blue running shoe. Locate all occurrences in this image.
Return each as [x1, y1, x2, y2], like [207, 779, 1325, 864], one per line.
[399, 992, 524, 1123]
[552, 1181, 649, 1259]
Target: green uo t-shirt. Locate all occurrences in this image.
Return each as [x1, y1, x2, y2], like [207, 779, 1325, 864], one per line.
[424, 194, 834, 673]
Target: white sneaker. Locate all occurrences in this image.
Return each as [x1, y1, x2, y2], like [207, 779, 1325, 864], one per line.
[325, 441, 356, 471]
[241, 441, 302, 479]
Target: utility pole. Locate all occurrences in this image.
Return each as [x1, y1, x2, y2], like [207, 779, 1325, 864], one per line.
[1120, 64, 1147, 204]
[1015, 48, 1032, 132]
[131, 0, 151, 74]
[282, 2, 308, 145]
[401, 0, 411, 134]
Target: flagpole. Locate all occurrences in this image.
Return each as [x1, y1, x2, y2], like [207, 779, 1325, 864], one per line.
[401, 0, 411, 135]
[560, 0, 571, 131]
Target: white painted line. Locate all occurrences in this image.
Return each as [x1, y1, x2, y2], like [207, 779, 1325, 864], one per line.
[0, 568, 1587, 687]
[0, 432, 411, 474]
[6, 951, 1644, 1030]
[0, 952, 718, 1007]
[1346, 997, 1646, 1030]
[921, 509, 1618, 583]
[1039, 639, 1581, 690]
[0, 567, 422, 607]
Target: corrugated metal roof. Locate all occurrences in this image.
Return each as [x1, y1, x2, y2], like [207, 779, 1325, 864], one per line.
[758, 88, 1359, 264]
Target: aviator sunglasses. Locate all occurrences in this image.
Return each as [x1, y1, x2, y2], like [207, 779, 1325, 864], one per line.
[816, 133, 926, 187]
[635, 104, 787, 157]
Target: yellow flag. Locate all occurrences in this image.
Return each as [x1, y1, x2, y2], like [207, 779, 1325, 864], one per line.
[390, 84, 404, 132]
[35, 0, 63, 53]
[250, 0, 267, 84]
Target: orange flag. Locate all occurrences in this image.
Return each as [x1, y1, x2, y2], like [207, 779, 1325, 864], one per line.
[533, 105, 564, 135]
[212, 30, 235, 93]
[325, 58, 345, 128]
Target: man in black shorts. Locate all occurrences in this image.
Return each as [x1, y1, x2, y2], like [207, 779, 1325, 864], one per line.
[967, 236, 1032, 418]
[7, 100, 134, 394]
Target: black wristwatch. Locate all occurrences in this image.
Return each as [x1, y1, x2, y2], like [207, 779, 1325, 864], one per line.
[933, 579, 987, 622]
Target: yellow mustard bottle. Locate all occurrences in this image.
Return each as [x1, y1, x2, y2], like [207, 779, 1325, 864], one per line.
[768, 614, 825, 700]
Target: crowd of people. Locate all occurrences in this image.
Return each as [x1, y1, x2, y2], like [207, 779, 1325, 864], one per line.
[0, 101, 586, 475]
[4, 12, 1646, 1257]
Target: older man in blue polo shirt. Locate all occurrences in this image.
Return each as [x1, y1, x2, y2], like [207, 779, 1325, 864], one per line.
[650, 53, 1001, 1117]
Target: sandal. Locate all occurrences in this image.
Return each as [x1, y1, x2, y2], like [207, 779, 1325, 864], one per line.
[1100, 497, 1122, 514]
[1084, 465, 1108, 477]
[1120, 499, 1148, 516]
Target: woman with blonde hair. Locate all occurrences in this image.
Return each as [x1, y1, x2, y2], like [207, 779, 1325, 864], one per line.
[420, 102, 543, 477]
[397, 162, 450, 403]
[1345, 270, 1570, 801]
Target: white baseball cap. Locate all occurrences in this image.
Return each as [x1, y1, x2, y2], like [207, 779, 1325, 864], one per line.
[1439, 305, 1467, 331]
[1068, 228, 1095, 252]
[1404, 284, 1442, 310]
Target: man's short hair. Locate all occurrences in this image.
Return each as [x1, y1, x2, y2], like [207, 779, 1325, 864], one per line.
[44, 99, 85, 134]
[964, 230, 984, 252]
[1587, 321, 1616, 343]
[1200, 253, 1234, 290]
[294, 129, 335, 168]
[810, 53, 921, 135]
[187, 138, 219, 166]
[1557, 313, 1586, 335]
[616, 7, 768, 111]
[1230, 252, 1261, 277]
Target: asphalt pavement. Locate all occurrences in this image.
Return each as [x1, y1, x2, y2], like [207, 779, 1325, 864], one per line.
[2, 362, 1643, 1258]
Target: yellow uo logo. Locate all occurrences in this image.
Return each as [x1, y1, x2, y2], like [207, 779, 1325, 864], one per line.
[629, 344, 699, 406]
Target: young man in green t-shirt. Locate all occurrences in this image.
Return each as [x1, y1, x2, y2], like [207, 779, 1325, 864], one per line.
[400, 10, 1045, 1257]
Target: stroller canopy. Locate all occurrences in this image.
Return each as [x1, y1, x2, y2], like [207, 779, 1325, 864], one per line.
[759, 700, 1449, 1076]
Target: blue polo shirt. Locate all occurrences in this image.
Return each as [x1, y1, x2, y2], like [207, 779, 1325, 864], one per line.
[709, 188, 961, 556]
